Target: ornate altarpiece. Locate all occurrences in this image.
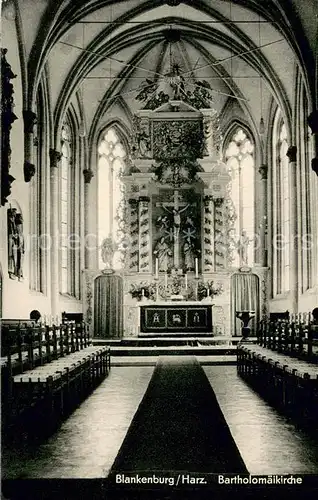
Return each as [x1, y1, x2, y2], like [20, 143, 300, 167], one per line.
[83, 99, 269, 337]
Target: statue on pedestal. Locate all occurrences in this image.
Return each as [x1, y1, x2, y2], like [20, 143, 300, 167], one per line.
[15, 213, 24, 280]
[8, 208, 18, 279]
[183, 237, 195, 271]
[7, 208, 24, 280]
[101, 236, 117, 269]
[154, 236, 173, 272]
[237, 230, 253, 266]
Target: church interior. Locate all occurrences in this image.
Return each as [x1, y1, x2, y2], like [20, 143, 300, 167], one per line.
[1, 0, 318, 496]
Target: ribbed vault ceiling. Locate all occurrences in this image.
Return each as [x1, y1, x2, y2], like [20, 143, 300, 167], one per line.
[10, 0, 317, 144]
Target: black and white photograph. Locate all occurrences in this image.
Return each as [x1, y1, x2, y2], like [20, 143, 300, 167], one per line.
[1, 0, 318, 498]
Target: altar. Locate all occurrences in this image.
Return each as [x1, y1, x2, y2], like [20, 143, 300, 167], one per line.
[82, 69, 269, 340]
[140, 301, 212, 334]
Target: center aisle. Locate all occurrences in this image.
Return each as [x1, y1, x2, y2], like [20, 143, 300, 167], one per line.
[110, 356, 247, 473]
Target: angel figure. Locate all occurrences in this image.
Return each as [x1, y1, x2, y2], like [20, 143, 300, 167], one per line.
[101, 237, 117, 269]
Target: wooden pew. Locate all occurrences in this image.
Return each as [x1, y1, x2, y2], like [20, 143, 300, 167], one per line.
[257, 313, 317, 363]
[1, 320, 110, 443]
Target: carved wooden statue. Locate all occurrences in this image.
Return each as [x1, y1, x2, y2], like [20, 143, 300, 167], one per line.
[8, 208, 24, 280]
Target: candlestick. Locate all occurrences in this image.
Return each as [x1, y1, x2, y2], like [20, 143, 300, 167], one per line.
[156, 283, 159, 302]
[185, 273, 188, 290]
[155, 258, 159, 279]
[195, 258, 199, 279]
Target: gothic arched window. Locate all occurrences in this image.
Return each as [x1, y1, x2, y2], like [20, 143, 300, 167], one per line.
[272, 110, 290, 294]
[98, 127, 127, 269]
[225, 128, 255, 267]
[60, 121, 80, 296]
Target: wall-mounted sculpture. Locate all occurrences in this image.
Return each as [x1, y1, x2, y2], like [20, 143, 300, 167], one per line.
[7, 208, 25, 280]
[1, 49, 17, 206]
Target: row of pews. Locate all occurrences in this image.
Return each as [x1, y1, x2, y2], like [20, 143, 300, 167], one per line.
[237, 313, 318, 434]
[1, 319, 111, 443]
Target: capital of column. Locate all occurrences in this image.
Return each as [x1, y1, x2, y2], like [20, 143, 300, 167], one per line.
[258, 164, 268, 180]
[49, 148, 62, 168]
[308, 110, 318, 135]
[24, 161, 35, 182]
[286, 145, 297, 163]
[312, 158, 318, 176]
[83, 169, 94, 184]
[23, 110, 37, 134]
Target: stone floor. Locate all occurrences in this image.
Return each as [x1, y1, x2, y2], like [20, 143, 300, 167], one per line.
[2, 363, 318, 478]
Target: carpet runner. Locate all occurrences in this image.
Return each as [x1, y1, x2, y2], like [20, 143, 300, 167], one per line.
[110, 356, 247, 473]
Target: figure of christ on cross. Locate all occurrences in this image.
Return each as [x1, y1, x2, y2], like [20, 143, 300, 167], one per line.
[156, 190, 191, 268]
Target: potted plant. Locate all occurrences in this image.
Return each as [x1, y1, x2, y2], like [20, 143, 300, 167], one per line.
[197, 280, 223, 301]
[128, 281, 157, 301]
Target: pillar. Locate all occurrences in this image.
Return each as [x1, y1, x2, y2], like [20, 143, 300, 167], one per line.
[286, 145, 298, 313]
[258, 164, 268, 267]
[23, 110, 37, 182]
[128, 199, 139, 272]
[203, 195, 214, 272]
[83, 169, 94, 269]
[50, 148, 62, 317]
[214, 198, 225, 269]
[138, 196, 151, 273]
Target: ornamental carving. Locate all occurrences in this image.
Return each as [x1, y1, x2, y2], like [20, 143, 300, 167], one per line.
[308, 110, 318, 135]
[286, 145, 297, 163]
[131, 116, 152, 159]
[83, 169, 94, 183]
[258, 164, 268, 180]
[23, 110, 37, 134]
[153, 120, 203, 160]
[24, 161, 36, 182]
[1, 48, 17, 206]
[49, 148, 62, 168]
[8, 208, 25, 280]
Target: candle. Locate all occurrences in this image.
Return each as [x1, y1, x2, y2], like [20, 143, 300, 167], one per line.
[155, 258, 159, 279]
[142, 288, 145, 297]
[185, 273, 188, 290]
[165, 272, 168, 290]
[195, 258, 199, 278]
[207, 287, 210, 297]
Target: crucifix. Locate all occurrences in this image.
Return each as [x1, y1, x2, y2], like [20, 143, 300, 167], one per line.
[157, 190, 191, 268]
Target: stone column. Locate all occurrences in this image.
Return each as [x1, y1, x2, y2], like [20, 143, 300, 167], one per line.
[286, 145, 298, 313]
[128, 199, 139, 272]
[214, 198, 225, 270]
[23, 110, 37, 182]
[258, 164, 268, 267]
[203, 195, 214, 272]
[138, 196, 151, 273]
[83, 169, 94, 269]
[50, 149, 62, 317]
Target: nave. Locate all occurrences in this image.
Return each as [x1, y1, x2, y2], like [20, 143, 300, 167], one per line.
[3, 363, 318, 480]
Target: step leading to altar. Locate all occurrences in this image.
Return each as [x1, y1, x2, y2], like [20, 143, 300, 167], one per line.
[91, 336, 257, 365]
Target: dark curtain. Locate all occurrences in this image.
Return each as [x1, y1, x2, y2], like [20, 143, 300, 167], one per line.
[94, 275, 123, 338]
[231, 273, 260, 336]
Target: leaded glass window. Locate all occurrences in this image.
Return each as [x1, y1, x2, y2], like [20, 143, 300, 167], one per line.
[98, 127, 127, 269]
[225, 128, 255, 267]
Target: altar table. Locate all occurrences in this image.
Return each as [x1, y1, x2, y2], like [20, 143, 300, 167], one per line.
[140, 301, 212, 333]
